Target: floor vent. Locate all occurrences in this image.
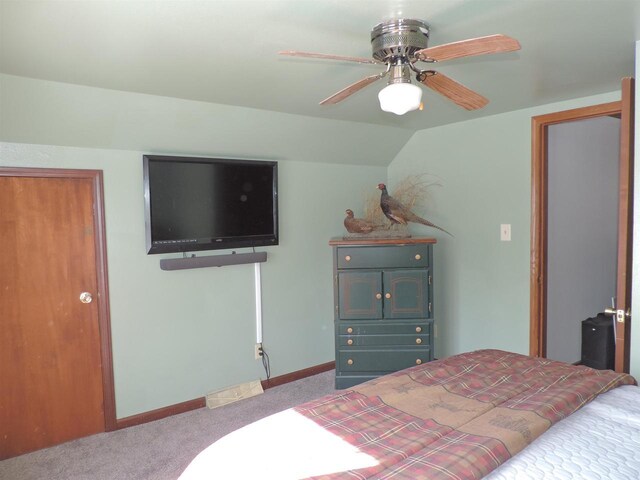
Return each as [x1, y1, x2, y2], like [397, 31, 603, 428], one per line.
[205, 380, 264, 409]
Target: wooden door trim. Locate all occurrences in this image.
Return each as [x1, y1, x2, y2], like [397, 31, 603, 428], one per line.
[530, 101, 622, 358]
[0, 167, 117, 431]
[615, 78, 635, 372]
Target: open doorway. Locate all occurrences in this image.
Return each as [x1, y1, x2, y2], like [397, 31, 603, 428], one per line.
[530, 78, 635, 373]
[545, 116, 620, 364]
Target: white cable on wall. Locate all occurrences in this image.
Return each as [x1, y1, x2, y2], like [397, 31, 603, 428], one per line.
[254, 261, 263, 344]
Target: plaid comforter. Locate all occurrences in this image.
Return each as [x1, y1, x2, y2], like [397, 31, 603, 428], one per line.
[295, 350, 636, 479]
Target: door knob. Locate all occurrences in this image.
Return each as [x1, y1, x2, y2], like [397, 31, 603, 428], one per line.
[604, 306, 630, 323]
[79, 292, 93, 304]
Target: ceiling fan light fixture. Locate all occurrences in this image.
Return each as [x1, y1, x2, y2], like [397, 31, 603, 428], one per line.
[378, 82, 422, 115]
[282, 19, 520, 112]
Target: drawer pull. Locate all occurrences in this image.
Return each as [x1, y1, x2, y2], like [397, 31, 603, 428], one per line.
[415, 254, 422, 260]
[347, 359, 354, 365]
[385, 293, 392, 299]
[347, 339, 353, 345]
[347, 327, 353, 334]
[375, 293, 382, 300]
[345, 255, 351, 262]
[416, 359, 422, 365]
[416, 338, 422, 344]
[416, 326, 422, 333]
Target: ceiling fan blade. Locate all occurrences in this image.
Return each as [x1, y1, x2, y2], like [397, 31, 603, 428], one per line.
[421, 71, 488, 110]
[278, 50, 378, 64]
[320, 72, 386, 105]
[415, 34, 521, 62]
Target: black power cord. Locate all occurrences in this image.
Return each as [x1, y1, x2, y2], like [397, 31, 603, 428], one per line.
[261, 345, 271, 381]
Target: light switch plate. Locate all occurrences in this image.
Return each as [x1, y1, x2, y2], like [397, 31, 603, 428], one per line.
[500, 224, 511, 241]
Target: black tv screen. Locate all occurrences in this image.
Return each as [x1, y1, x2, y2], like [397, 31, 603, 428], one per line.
[143, 155, 278, 254]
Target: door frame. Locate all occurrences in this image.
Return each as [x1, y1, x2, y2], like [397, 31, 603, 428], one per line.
[530, 101, 623, 359]
[0, 167, 117, 431]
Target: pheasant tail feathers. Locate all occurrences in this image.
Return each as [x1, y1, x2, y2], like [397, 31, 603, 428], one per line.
[416, 216, 454, 237]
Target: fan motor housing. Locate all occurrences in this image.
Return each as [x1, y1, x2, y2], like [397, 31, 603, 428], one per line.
[371, 19, 430, 62]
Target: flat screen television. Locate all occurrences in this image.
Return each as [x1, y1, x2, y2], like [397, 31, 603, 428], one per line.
[143, 155, 278, 254]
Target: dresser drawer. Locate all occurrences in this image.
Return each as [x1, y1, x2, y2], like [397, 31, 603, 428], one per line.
[336, 245, 430, 269]
[337, 348, 431, 373]
[339, 333, 430, 347]
[339, 321, 430, 336]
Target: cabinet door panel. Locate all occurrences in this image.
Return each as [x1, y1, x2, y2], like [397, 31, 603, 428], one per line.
[383, 270, 429, 319]
[338, 271, 382, 319]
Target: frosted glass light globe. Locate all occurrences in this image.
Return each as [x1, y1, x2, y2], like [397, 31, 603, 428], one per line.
[378, 83, 423, 115]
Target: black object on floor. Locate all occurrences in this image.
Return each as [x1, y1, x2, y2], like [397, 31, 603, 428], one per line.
[581, 313, 615, 370]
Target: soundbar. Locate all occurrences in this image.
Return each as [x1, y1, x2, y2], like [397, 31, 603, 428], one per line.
[160, 252, 267, 271]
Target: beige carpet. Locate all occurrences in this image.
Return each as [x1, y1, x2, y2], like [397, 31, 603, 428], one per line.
[0, 370, 336, 480]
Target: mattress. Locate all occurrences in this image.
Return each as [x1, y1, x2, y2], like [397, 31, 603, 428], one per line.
[484, 384, 640, 479]
[179, 351, 636, 480]
[180, 385, 640, 480]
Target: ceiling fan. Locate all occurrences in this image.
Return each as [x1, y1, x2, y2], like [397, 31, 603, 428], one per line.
[279, 19, 521, 115]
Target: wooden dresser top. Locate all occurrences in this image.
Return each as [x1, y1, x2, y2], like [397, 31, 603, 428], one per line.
[329, 237, 437, 246]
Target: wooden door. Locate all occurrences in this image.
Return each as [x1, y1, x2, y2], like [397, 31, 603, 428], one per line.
[613, 77, 634, 372]
[0, 169, 115, 459]
[530, 77, 634, 373]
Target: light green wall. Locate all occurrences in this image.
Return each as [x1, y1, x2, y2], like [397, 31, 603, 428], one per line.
[0, 141, 386, 418]
[2, 70, 638, 420]
[0, 74, 393, 418]
[0, 74, 412, 167]
[388, 91, 638, 373]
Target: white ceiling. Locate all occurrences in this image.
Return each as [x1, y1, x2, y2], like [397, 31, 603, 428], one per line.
[1, 0, 639, 131]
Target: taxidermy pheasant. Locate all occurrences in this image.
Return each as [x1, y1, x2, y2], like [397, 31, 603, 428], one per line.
[344, 209, 381, 234]
[378, 183, 453, 236]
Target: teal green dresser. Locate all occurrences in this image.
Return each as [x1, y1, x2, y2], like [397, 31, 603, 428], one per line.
[329, 237, 436, 389]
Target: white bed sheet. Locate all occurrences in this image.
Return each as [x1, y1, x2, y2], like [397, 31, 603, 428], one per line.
[485, 385, 640, 479]
[180, 385, 640, 480]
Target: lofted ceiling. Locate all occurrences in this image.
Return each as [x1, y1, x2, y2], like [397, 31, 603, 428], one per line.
[1, 0, 639, 132]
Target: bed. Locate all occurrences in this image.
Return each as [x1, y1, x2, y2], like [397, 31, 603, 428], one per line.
[179, 350, 638, 479]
